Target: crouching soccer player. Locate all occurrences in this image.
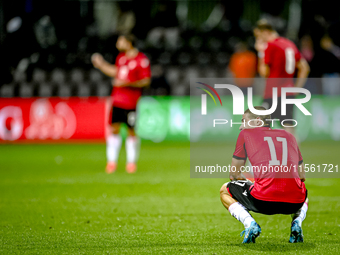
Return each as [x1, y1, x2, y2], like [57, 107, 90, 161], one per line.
[220, 106, 308, 243]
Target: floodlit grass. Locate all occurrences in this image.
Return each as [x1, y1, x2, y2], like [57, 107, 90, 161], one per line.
[0, 141, 339, 254]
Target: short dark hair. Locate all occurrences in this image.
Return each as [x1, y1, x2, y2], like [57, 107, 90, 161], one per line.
[120, 33, 136, 47]
[245, 106, 271, 126]
[255, 19, 275, 32]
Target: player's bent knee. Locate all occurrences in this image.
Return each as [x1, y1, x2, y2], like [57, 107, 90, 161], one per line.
[112, 130, 120, 135]
[112, 129, 120, 135]
[220, 182, 230, 195]
[111, 123, 121, 134]
[127, 128, 136, 136]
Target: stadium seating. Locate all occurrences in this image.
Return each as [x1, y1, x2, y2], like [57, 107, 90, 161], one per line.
[0, 84, 16, 97]
[0, 29, 240, 97]
[19, 83, 35, 98]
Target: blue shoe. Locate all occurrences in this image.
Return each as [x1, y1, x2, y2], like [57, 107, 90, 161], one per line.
[289, 220, 303, 243]
[240, 221, 261, 243]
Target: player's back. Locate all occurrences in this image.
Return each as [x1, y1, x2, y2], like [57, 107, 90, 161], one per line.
[242, 127, 300, 169]
[241, 127, 306, 203]
[264, 37, 301, 99]
[265, 37, 300, 78]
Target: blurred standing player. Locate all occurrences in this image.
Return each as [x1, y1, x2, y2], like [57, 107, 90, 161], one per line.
[254, 20, 310, 137]
[91, 34, 151, 173]
[220, 106, 308, 243]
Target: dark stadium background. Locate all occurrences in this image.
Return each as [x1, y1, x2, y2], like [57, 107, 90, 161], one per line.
[1, 0, 340, 97]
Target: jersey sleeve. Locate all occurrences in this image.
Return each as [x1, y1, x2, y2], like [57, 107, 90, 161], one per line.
[137, 56, 151, 80]
[295, 47, 302, 62]
[233, 131, 247, 160]
[264, 43, 272, 66]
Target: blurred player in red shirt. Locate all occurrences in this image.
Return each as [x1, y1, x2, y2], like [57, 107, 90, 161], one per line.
[254, 20, 310, 137]
[91, 34, 151, 173]
[220, 106, 308, 243]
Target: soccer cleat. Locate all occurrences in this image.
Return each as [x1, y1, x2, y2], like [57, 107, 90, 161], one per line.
[289, 220, 303, 243]
[240, 221, 261, 243]
[126, 163, 137, 173]
[105, 162, 117, 174]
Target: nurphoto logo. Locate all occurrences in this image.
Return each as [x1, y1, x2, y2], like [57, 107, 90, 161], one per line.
[198, 83, 312, 116]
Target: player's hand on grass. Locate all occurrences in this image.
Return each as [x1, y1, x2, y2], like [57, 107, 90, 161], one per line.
[91, 53, 104, 68]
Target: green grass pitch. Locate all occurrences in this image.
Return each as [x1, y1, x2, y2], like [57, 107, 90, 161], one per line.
[0, 141, 340, 254]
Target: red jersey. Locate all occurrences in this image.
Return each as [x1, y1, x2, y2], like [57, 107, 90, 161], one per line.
[263, 37, 302, 99]
[112, 52, 151, 110]
[233, 127, 306, 203]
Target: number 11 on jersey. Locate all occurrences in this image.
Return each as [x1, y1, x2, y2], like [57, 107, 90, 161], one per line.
[264, 137, 288, 166]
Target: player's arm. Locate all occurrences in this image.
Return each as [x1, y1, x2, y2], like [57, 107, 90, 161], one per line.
[116, 78, 151, 88]
[255, 39, 270, 77]
[91, 53, 117, 78]
[294, 58, 310, 88]
[230, 158, 247, 181]
[231, 130, 248, 181]
[297, 144, 305, 182]
[257, 57, 270, 77]
[298, 162, 306, 182]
